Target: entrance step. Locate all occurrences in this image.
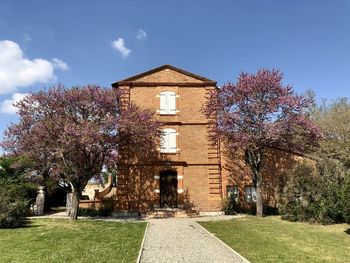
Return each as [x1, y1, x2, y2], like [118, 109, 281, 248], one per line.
[145, 209, 199, 219]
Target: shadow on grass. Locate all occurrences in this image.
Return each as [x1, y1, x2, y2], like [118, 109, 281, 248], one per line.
[24, 217, 46, 228]
[1, 224, 42, 229]
[2, 218, 43, 229]
[21, 224, 42, 228]
[345, 228, 350, 235]
[0, 218, 43, 229]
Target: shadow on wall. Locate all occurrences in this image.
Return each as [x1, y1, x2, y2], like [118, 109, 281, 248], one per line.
[118, 166, 196, 212]
[118, 164, 160, 212]
[116, 137, 173, 213]
[178, 188, 195, 210]
[224, 148, 300, 208]
[262, 148, 301, 207]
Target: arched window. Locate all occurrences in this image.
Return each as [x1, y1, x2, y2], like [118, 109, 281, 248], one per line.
[159, 91, 176, 115]
[160, 128, 177, 153]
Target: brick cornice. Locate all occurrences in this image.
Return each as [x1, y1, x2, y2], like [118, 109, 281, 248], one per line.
[160, 122, 209, 125]
[113, 81, 216, 87]
[118, 162, 220, 167]
[112, 64, 217, 88]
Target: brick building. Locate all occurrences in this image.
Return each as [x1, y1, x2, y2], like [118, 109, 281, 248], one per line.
[81, 65, 299, 213]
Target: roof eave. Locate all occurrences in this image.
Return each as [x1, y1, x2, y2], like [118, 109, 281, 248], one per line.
[111, 64, 216, 88]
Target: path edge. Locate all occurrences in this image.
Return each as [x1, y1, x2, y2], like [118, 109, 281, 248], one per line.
[195, 221, 251, 263]
[136, 221, 149, 263]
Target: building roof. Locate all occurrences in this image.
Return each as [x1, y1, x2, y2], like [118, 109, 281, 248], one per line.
[112, 64, 217, 87]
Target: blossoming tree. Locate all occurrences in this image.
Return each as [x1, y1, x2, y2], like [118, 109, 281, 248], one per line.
[2, 85, 160, 219]
[205, 69, 323, 216]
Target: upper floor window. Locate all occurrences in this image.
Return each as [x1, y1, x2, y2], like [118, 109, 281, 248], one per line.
[159, 91, 176, 115]
[160, 128, 177, 153]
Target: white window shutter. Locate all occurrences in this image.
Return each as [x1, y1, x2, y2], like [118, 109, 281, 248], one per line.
[159, 91, 176, 115]
[160, 93, 167, 114]
[160, 128, 176, 153]
[168, 93, 176, 114]
[168, 130, 177, 153]
[160, 130, 168, 152]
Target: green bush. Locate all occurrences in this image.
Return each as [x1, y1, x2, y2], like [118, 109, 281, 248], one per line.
[0, 156, 37, 228]
[279, 162, 313, 223]
[318, 183, 344, 224]
[222, 192, 255, 215]
[0, 184, 32, 228]
[223, 195, 239, 215]
[78, 207, 113, 217]
[279, 159, 350, 224]
[342, 175, 350, 223]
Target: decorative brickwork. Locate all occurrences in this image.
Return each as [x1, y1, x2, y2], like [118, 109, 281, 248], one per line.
[113, 65, 222, 211]
[81, 65, 299, 213]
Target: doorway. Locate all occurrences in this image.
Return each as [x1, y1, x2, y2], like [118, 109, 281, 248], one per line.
[159, 170, 178, 208]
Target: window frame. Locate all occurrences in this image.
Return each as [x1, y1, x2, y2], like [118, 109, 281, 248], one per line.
[244, 185, 256, 203]
[227, 185, 239, 203]
[160, 128, 177, 153]
[159, 91, 177, 115]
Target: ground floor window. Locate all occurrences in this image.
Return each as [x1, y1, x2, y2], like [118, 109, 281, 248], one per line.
[244, 185, 256, 203]
[226, 185, 239, 202]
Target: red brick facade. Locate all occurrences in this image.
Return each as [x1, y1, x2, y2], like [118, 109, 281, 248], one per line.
[82, 65, 299, 212]
[112, 65, 222, 212]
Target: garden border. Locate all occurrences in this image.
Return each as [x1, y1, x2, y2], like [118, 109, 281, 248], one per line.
[136, 221, 149, 263]
[195, 221, 251, 263]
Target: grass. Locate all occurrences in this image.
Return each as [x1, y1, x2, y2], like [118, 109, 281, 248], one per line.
[199, 216, 350, 263]
[0, 218, 146, 263]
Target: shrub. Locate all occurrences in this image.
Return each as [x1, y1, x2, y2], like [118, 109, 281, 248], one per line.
[78, 207, 113, 217]
[279, 161, 318, 222]
[342, 175, 350, 223]
[279, 159, 349, 224]
[0, 184, 32, 228]
[318, 183, 344, 224]
[0, 156, 37, 228]
[222, 195, 239, 215]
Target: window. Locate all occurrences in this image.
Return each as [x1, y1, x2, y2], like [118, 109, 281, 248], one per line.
[159, 91, 176, 115]
[244, 185, 256, 203]
[160, 128, 177, 153]
[227, 185, 239, 203]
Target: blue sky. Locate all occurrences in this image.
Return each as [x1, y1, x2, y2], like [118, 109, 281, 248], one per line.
[0, 0, 349, 144]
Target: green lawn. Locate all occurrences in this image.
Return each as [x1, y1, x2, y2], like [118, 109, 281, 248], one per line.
[0, 218, 146, 263]
[199, 216, 350, 263]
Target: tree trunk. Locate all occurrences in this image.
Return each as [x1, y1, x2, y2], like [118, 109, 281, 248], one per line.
[70, 190, 80, 220]
[245, 149, 264, 217]
[255, 177, 263, 217]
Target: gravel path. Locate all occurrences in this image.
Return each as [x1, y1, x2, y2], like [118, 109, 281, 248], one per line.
[140, 218, 249, 263]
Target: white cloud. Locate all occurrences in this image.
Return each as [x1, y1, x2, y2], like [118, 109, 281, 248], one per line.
[0, 92, 28, 114]
[52, 58, 70, 71]
[136, 29, 147, 40]
[0, 40, 69, 94]
[111, 38, 131, 58]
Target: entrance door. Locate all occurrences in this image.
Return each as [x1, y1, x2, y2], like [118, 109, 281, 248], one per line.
[160, 171, 178, 208]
